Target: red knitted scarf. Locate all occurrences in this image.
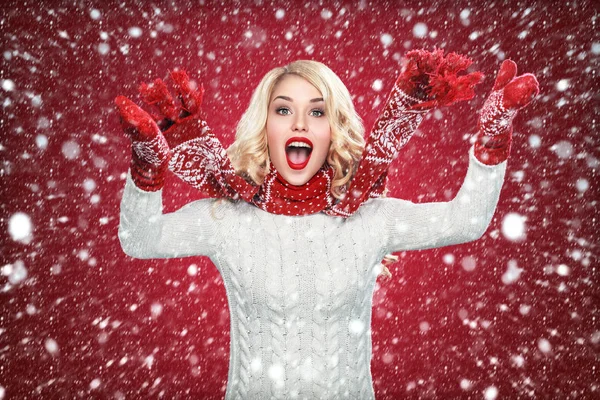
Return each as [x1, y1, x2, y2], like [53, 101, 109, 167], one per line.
[254, 167, 335, 215]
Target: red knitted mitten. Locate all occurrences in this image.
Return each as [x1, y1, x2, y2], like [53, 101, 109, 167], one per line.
[367, 49, 485, 163]
[475, 60, 539, 165]
[137, 69, 205, 147]
[115, 96, 170, 192]
[115, 69, 206, 191]
[396, 48, 484, 111]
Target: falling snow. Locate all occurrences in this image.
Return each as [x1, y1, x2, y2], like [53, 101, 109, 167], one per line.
[2, 79, 15, 91]
[372, 79, 383, 91]
[528, 133, 542, 148]
[320, 9, 333, 20]
[484, 385, 499, 400]
[90, 9, 101, 20]
[61, 140, 81, 160]
[268, 363, 285, 388]
[412, 22, 428, 38]
[2, 1, 597, 399]
[349, 319, 366, 335]
[551, 140, 575, 159]
[44, 338, 59, 355]
[501, 213, 526, 241]
[2, 260, 28, 285]
[501, 259, 524, 284]
[89, 378, 101, 390]
[8, 212, 33, 243]
[127, 27, 143, 38]
[98, 43, 110, 55]
[538, 338, 552, 354]
[556, 264, 570, 276]
[459, 378, 472, 390]
[461, 255, 477, 272]
[35, 134, 48, 149]
[380, 33, 393, 47]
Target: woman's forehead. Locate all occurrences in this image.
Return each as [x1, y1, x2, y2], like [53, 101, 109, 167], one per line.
[271, 74, 323, 100]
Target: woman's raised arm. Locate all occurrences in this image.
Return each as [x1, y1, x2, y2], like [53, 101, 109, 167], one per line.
[381, 59, 538, 253]
[380, 149, 505, 253]
[118, 173, 219, 259]
[115, 70, 220, 259]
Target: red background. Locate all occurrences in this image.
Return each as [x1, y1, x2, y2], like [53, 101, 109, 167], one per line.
[1, 0, 598, 398]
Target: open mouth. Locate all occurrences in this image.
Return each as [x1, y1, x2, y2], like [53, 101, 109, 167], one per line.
[285, 137, 313, 170]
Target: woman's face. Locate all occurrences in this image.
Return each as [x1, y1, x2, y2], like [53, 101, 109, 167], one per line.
[266, 74, 331, 186]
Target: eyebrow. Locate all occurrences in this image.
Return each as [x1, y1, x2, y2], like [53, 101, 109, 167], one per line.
[272, 96, 324, 103]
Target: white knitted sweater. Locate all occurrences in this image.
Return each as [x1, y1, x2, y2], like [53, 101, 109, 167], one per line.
[119, 150, 506, 399]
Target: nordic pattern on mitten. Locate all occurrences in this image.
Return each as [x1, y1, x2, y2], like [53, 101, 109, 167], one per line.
[132, 134, 170, 166]
[168, 119, 244, 199]
[367, 88, 426, 163]
[479, 90, 518, 138]
[326, 80, 427, 217]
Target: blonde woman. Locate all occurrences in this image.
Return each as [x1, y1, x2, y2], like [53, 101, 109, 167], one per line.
[115, 50, 538, 399]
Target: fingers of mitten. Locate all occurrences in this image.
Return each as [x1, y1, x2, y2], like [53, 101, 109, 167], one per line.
[398, 49, 442, 94]
[493, 60, 518, 91]
[503, 73, 540, 109]
[400, 49, 484, 107]
[438, 52, 472, 75]
[178, 84, 204, 117]
[115, 95, 158, 141]
[115, 95, 139, 121]
[458, 71, 485, 94]
[428, 70, 484, 107]
[405, 48, 444, 72]
[138, 79, 179, 121]
[170, 69, 203, 115]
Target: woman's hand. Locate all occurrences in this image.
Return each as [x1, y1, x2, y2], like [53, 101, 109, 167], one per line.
[474, 60, 539, 165]
[395, 48, 484, 111]
[115, 95, 170, 192]
[115, 70, 205, 191]
[137, 70, 205, 146]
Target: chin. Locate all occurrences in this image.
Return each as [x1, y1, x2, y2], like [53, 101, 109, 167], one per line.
[280, 162, 323, 186]
[282, 171, 313, 186]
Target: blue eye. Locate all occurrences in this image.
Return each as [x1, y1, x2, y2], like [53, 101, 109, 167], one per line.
[276, 107, 291, 115]
[310, 109, 325, 117]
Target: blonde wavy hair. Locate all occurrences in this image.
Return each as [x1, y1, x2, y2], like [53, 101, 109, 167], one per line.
[227, 60, 364, 199]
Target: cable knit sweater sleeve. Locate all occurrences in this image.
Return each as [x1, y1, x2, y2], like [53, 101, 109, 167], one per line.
[118, 172, 220, 259]
[380, 147, 507, 253]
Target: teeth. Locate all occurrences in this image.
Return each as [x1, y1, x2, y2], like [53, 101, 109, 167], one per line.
[287, 141, 312, 149]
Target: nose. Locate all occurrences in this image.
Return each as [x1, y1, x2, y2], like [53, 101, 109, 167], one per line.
[292, 113, 307, 132]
